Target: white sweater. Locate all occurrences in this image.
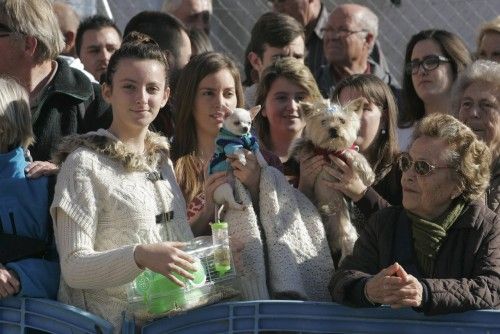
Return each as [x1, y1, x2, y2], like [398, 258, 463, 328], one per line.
[50, 130, 193, 331]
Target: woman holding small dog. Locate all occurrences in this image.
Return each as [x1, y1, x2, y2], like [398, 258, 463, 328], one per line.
[326, 74, 402, 228]
[172, 52, 276, 235]
[330, 113, 500, 314]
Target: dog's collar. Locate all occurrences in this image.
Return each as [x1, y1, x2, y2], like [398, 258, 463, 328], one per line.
[314, 144, 359, 161]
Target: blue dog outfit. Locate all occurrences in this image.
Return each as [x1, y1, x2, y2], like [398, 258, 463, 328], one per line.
[209, 128, 259, 174]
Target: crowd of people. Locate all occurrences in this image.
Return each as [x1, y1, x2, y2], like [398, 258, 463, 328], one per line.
[0, 0, 499, 332]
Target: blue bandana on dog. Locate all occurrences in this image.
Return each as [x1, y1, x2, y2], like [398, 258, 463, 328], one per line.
[209, 127, 259, 174]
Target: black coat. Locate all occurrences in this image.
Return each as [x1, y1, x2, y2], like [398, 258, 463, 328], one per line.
[330, 201, 500, 315]
[31, 58, 111, 161]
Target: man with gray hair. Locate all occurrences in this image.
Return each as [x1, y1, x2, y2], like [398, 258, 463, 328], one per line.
[316, 3, 399, 98]
[162, 0, 212, 35]
[0, 0, 110, 165]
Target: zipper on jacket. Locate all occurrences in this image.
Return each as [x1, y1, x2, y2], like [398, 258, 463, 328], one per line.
[0, 215, 3, 233]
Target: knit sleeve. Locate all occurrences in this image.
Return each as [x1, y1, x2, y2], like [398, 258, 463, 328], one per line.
[54, 210, 142, 289]
[51, 150, 142, 289]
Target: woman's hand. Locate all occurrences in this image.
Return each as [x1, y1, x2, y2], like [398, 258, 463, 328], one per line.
[0, 266, 20, 298]
[323, 154, 368, 202]
[365, 262, 423, 308]
[228, 150, 261, 201]
[298, 154, 326, 200]
[25, 161, 59, 178]
[384, 265, 423, 308]
[134, 242, 197, 287]
[203, 171, 228, 217]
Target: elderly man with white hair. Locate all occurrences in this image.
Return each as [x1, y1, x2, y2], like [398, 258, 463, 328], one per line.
[162, 0, 212, 34]
[316, 3, 399, 99]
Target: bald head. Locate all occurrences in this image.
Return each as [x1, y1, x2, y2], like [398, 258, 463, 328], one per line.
[333, 4, 378, 40]
[53, 1, 80, 56]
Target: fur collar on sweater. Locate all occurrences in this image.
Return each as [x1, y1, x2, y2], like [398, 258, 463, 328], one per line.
[52, 129, 170, 172]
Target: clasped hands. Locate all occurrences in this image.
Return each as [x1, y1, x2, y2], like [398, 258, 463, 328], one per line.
[365, 262, 423, 308]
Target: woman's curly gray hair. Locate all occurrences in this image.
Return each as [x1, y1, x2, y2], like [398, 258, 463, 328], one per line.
[412, 113, 491, 201]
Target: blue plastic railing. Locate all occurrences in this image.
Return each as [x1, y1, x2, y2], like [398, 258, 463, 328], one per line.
[0, 297, 113, 334]
[122, 300, 500, 334]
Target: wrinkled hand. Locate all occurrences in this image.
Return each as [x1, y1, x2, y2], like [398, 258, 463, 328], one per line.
[25, 161, 59, 178]
[384, 266, 423, 308]
[322, 154, 367, 201]
[297, 154, 326, 200]
[228, 150, 261, 197]
[365, 262, 423, 308]
[134, 242, 197, 287]
[0, 266, 20, 298]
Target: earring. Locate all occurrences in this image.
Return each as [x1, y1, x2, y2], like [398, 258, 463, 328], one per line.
[381, 129, 386, 135]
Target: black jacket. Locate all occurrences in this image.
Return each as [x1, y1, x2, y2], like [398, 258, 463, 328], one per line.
[31, 57, 111, 161]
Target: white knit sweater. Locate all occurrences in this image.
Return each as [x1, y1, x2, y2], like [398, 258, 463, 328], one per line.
[50, 130, 193, 331]
[226, 166, 334, 301]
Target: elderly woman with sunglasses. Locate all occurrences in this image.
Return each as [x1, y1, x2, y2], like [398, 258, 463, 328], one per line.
[453, 60, 500, 214]
[398, 29, 471, 151]
[330, 113, 500, 315]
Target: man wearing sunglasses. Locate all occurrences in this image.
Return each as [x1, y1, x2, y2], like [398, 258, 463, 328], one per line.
[0, 0, 110, 170]
[315, 3, 400, 101]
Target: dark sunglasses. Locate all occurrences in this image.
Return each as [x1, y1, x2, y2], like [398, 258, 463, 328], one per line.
[397, 152, 452, 176]
[405, 55, 450, 75]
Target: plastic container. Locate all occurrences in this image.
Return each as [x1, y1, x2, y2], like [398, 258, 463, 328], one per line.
[127, 237, 239, 320]
[211, 220, 231, 276]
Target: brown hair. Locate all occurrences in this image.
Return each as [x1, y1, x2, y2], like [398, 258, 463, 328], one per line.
[171, 52, 244, 204]
[254, 57, 322, 151]
[400, 29, 471, 128]
[104, 32, 169, 86]
[331, 74, 399, 178]
[243, 12, 305, 86]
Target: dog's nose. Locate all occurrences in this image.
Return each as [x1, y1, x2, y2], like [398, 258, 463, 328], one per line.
[329, 128, 337, 138]
[242, 126, 249, 133]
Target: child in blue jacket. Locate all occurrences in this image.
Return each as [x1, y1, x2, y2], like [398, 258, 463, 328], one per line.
[0, 77, 59, 299]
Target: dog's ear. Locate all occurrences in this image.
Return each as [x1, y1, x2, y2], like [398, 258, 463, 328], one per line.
[299, 101, 315, 118]
[344, 98, 364, 114]
[249, 105, 261, 120]
[221, 104, 233, 119]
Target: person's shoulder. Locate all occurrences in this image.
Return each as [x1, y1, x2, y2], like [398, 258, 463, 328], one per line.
[54, 57, 94, 101]
[464, 200, 499, 230]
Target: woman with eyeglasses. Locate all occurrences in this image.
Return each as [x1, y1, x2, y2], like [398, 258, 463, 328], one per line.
[452, 60, 500, 214]
[330, 113, 500, 314]
[399, 29, 471, 150]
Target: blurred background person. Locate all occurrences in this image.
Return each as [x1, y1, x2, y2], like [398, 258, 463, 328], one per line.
[269, 0, 328, 80]
[453, 59, 500, 214]
[53, 1, 96, 82]
[76, 14, 122, 82]
[189, 28, 213, 56]
[0, 0, 110, 166]
[399, 29, 471, 150]
[243, 12, 305, 108]
[317, 4, 398, 101]
[476, 16, 500, 63]
[162, 0, 212, 35]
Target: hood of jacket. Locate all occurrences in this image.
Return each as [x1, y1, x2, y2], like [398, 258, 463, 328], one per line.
[52, 129, 170, 172]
